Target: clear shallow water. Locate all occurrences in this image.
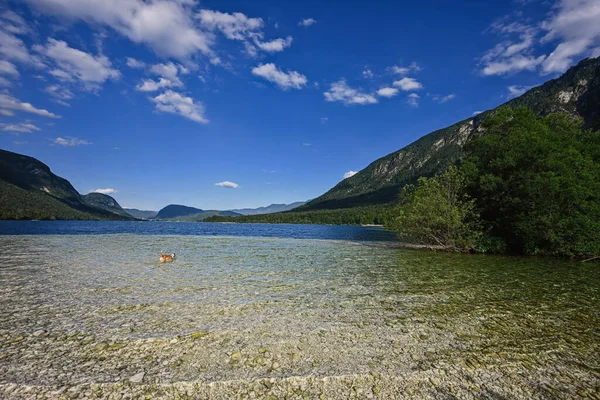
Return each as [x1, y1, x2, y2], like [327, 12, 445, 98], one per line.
[0, 222, 599, 399]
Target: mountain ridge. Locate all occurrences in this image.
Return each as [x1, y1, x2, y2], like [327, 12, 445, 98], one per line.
[300, 56, 600, 211]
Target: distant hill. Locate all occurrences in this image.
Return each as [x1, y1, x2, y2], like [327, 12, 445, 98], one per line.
[154, 204, 241, 221]
[230, 202, 305, 215]
[155, 204, 204, 219]
[300, 56, 600, 211]
[124, 208, 158, 219]
[0, 149, 133, 220]
[83, 193, 132, 218]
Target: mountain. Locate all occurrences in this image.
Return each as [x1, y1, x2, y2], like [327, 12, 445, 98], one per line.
[301, 56, 600, 211]
[230, 202, 306, 215]
[154, 204, 204, 219]
[0, 149, 133, 220]
[154, 204, 241, 221]
[82, 193, 131, 218]
[123, 208, 158, 220]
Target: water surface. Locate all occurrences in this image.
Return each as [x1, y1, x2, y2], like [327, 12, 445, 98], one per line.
[0, 222, 598, 399]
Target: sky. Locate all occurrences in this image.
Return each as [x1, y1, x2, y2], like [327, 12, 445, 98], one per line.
[0, 0, 599, 211]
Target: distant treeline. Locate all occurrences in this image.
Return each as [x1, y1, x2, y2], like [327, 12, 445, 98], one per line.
[204, 205, 393, 225]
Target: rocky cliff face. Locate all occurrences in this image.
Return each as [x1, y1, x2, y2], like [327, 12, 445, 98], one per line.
[302, 56, 600, 211]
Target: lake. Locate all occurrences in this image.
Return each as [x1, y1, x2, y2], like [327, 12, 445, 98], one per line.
[0, 221, 598, 399]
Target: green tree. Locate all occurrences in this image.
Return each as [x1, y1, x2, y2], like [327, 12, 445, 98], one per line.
[463, 107, 600, 257]
[388, 166, 483, 252]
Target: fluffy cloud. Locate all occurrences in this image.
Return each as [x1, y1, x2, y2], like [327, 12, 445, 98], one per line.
[0, 109, 15, 116]
[23, 0, 212, 59]
[324, 80, 378, 105]
[433, 94, 456, 103]
[90, 188, 117, 194]
[0, 60, 19, 76]
[1, 10, 32, 35]
[362, 69, 374, 79]
[0, 30, 40, 65]
[299, 18, 317, 27]
[0, 93, 60, 118]
[34, 39, 120, 89]
[407, 93, 420, 107]
[343, 171, 358, 179]
[150, 62, 188, 83]
[393, 77, 423, 91]
[136, 78, 178, 92]
[507, 85, 533, 98]
[377, 87, 399, 98]
[541, 0, 600, 74]
[54, 137, 92, 146]
[214, 181, 239, 188]
[390, 62, 421, 75]
[126, 57, 145, 69]
[252, 63, 307, 90]
[150, 90, 208, 123]
[44, 84, 74, 106]
[480, 0, 600, 76]
[0, 122, 41, 133]
[197, 10, 262, 40]
[254, 36, 292, 53]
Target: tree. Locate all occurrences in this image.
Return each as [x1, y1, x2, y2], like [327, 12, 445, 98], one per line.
[463, 107, 600, 257]
[388, 166, 483, 252]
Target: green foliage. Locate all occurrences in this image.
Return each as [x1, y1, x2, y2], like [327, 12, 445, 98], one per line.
[204, 206, 393, 225]
[388, 166, 483, 252]
[463, 107, 600, 257]
[0, 180, 103, 220]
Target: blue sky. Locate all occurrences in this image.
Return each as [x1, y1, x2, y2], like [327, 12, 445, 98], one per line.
[1, 0, 599, 210]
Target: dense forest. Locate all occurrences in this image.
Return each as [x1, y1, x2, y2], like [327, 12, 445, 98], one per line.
[390, 107, 600, 257]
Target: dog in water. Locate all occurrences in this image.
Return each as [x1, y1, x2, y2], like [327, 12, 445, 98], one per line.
[159, 251, 175, 263]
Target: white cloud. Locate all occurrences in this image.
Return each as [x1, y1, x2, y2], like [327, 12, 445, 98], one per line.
[302, 142, 311, 146]
[362, 69, 374, 79]
[0, 93, 60, 118]
[393, 77, 423, 91]
[214, 181, 239, 188]
[197, 10, 262, 40]
[343, 171, 358, 179]
[150, 62, 187, 83]
[377, 87, 399, 98]
[390, 62, 421, 75]
[54, 137, 93, 146]
[482, 54, 546, 75]
[44, 84, 74, 103]
[473, 111, 483, 115]
[507, 84, 533, 98]
[252, 63, 307, 90]
[1, 10, 32, 35]
[0, 77, 11, 87]
[299, 18, 317, 27]
[126, 57, 145, 69]
[541, 0, 600, 74]
[320, 117, 328, 123]
[34, 39, 120, 89]
[24, 0, 212, 60]
[0, 60, 19, 76]
[254, 36, 292, 53]
[90, 188, 117, 194]
[136, 78, 179, 92]
[324, 80, 378, 105]
[433, 94, 456, 103]
[0, 122, 41, 133]
[407, 93, 420, 107]
[0, 30, 40, 65]
[150, 90, 208, 123]
[0, 109, 15, 116]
